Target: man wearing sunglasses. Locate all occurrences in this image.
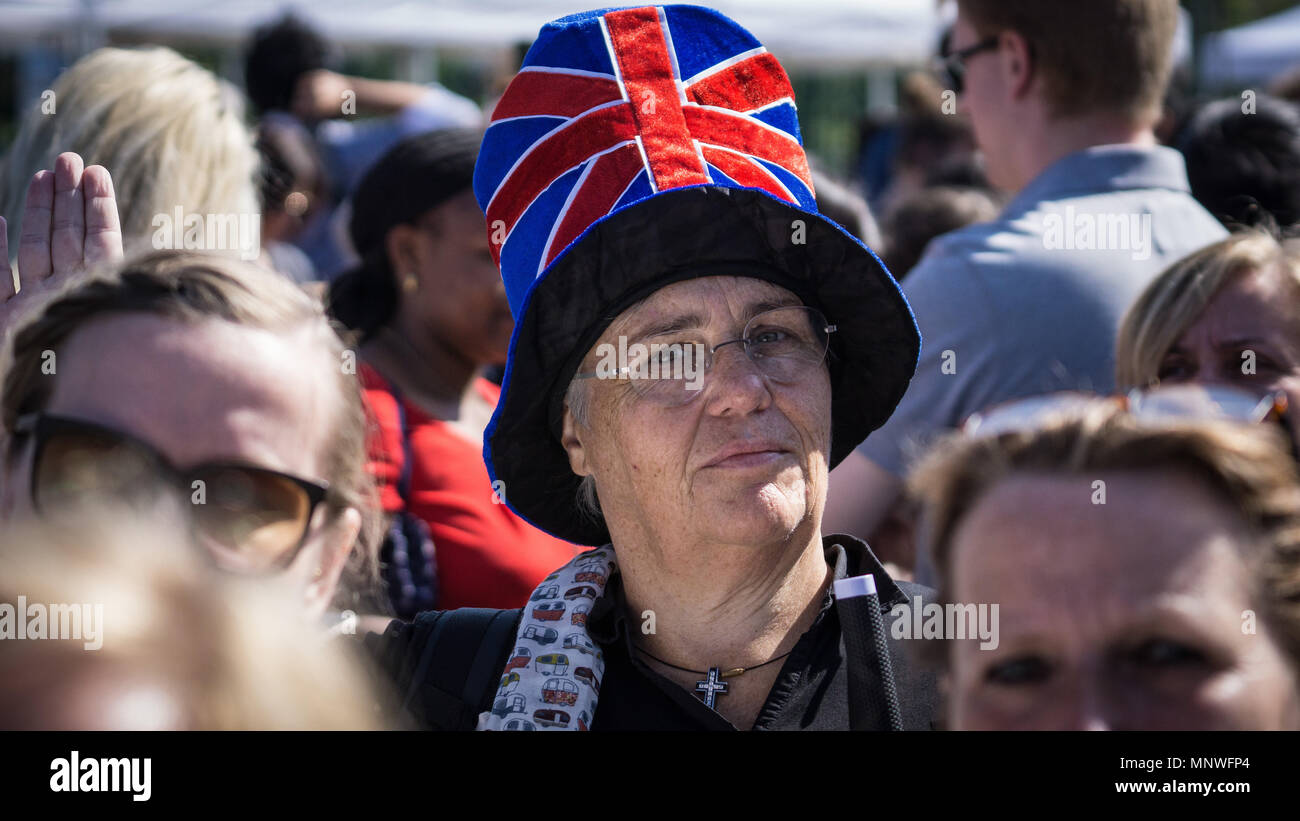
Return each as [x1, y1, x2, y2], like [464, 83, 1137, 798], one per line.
[825, 0, 1227, 570]
[1, 153, 377, 618]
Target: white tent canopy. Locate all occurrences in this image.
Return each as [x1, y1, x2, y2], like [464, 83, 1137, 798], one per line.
[1200, 3, 1300, 89]
[0, 0, 950, 67]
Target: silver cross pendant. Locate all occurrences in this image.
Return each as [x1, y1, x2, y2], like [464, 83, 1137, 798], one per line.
[695, 667, 730, 709]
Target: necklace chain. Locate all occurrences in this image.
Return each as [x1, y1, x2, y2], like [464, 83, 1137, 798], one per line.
[634, 644, 794, 679]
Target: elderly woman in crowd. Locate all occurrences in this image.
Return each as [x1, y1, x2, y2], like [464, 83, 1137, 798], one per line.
[1116, 229, 1300, 450]
[368, 6, 935, 731]
[909, 394, 1300, 730]
[0, 155, 381, 619]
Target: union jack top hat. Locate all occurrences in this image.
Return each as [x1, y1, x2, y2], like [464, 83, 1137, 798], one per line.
[475, 5, 919, 545]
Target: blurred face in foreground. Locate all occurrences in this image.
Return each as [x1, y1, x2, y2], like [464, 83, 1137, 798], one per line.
[0, 513, 389, 731]
[2, 313, 360, 617]
[562, 276, 833, 552]
[1157, 264, 1300, 444]
[947, 470, 1300, 730]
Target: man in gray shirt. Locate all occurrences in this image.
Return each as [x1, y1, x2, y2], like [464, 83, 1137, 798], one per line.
[823, 0, 1227, 560]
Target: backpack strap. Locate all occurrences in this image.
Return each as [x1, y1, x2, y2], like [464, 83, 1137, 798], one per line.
[371, 372, 440, 617]
[380, 377, 416, 505]
[394, 608, 522, 730]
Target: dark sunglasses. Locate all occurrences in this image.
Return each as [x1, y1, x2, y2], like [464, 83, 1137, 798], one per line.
[934, 35, 999, 95]
[12, 413, 330, 574]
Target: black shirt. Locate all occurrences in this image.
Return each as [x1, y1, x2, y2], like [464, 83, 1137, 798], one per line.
[369, 534, 939, 731]
[585, 534, 938, 730]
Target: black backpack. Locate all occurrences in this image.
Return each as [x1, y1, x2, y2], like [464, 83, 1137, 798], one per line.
[368, 608, 522, 730]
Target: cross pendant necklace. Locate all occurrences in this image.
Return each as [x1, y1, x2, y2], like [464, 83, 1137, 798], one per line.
[695, 667, 736, 709]
[634, 647, 794, 710]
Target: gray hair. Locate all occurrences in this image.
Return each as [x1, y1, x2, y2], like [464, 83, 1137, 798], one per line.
[564, 375, 604, 527]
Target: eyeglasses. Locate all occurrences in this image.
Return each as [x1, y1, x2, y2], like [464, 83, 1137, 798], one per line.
[934, 35, 999, 95]
[962, 384, 1290, 438]
[573, 305, 837, 408]
[12, 413, 330, 573]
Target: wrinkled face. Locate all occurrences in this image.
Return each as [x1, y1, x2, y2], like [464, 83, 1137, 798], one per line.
[1158, 264, 1300, 443]
[563, 276, 833, 550]
[947, 471, 1300, 730]
[1, 314, 357, 616]
[406, 190, 514, 365]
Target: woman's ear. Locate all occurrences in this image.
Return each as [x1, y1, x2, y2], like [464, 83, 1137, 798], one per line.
[384, 224, 422, 287]
[302, 506, 362, 620]
[561, 406, 590, 478]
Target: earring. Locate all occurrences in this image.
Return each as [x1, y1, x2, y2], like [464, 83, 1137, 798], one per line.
[313, 566, 324, 580]
[401, 273, 419, 294]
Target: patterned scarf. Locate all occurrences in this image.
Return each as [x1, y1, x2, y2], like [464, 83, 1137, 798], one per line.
[477, 547, 617, 731]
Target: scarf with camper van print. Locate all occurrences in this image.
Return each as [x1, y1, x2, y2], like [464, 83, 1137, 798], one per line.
[477, 547, 616, 731]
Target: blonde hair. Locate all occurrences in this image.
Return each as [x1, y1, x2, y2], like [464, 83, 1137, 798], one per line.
[0, 506, 396, 730]
[908, 403, 1300, 671]
[0, 250, 383, 613]
[0, 46, 259, 259]
[1116, 231, 1300, 389]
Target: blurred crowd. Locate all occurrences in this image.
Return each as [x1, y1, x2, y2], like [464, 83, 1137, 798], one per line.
[2, 0, 1300, 732]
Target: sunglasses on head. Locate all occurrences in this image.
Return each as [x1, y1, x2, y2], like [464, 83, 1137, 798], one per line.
[962, 385, 1291, 438]
[12, 413, 331, 574]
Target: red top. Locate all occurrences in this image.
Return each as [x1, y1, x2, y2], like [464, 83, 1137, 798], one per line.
[360, 363, 579, 610]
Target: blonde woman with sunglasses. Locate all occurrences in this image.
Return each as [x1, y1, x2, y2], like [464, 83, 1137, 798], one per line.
[0, 154, 381, 619]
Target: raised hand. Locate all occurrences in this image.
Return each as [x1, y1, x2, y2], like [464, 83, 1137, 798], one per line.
[0, 152, 123, 335]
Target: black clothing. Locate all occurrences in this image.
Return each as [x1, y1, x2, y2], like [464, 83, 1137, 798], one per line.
[586, 534, 937, 730]
[368, 534, 940, 730]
